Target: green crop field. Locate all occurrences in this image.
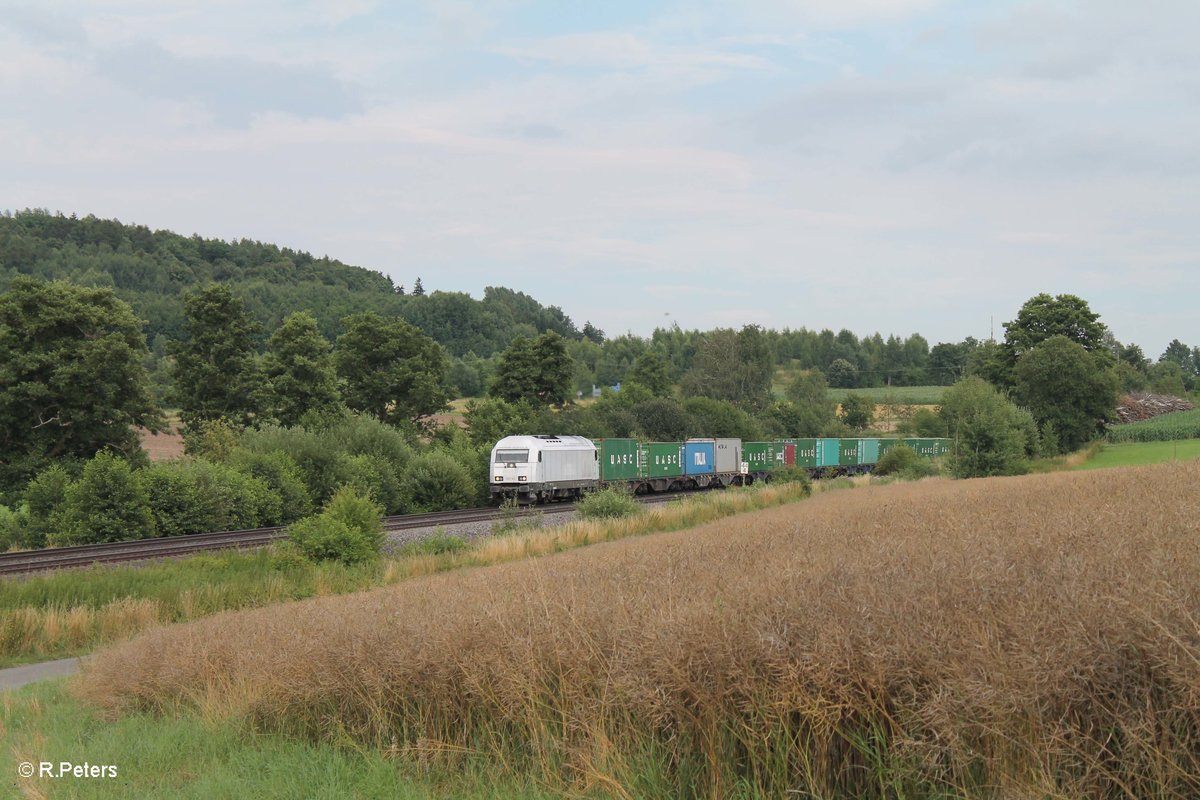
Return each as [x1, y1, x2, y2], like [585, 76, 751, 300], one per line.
[829, 385, 947, 405]
[1075, 438, 1200, 470]
[1106, 408, 1200, 443]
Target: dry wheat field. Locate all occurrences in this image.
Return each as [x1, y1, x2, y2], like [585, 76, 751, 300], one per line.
[80, 464, 1200, 798]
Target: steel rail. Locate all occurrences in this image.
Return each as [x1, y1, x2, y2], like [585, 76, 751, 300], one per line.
[0, 493, 687, 576]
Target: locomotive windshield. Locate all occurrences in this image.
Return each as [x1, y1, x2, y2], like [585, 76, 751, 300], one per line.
[494, 449, 529, 463]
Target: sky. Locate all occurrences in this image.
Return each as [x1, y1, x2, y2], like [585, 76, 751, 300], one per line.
[2, 1, 1197, 356]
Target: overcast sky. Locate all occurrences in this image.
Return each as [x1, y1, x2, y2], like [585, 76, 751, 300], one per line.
[3, 1, 1197, 356]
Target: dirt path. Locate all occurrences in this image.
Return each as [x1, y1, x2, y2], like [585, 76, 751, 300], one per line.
[0, 657, 87, 691]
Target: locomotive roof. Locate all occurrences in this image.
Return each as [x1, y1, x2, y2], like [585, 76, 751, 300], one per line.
[492, 434, 596, 450]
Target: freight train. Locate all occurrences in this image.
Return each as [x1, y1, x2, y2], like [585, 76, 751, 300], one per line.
[489, 435, 952, 504]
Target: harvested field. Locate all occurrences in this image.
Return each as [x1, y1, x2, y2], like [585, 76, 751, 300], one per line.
[81, 464, 1200, 798]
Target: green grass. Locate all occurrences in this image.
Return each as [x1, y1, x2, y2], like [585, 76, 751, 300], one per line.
[1075, 439, 1200, 470]
[1, 681, 553, 800]
[0, 550, 393, 667]
[829, 386, 947, 405]
[1106, 408, 1200, 443]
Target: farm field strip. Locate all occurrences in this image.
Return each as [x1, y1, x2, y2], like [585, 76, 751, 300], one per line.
[80, 463, 1200, 799]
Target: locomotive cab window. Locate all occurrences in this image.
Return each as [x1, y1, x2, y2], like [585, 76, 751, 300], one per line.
[495, 449, 529, 463]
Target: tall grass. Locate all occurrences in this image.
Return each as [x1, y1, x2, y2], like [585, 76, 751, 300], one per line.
[1107, 408, 1200, 442]
[80, 464, 1200, 798]
[1, 483, 813, 666]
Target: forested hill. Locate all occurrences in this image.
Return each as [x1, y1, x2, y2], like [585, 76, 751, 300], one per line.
[0, 210, 578, 356]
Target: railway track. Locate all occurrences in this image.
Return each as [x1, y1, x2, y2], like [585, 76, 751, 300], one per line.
[0, 493, 684, 577]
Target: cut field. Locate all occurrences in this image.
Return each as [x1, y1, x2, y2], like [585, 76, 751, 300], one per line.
[1075, 438, 1200, 470]
[80, 463, 1200, 799]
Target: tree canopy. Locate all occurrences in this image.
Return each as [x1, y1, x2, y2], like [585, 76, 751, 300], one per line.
[0, 277, 161, 496]
[490, 331, 576, 407]
[334, 312, 450, 427]
[169, 284, 263, 429]
[262, 311, 342, 426]
[1013, 335, 1119, 453]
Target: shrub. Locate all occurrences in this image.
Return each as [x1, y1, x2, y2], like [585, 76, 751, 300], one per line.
[226, 449, 313, 523]
[333, 453, 405, 514]
[401, 452, 476, 512]
[138, 459, 282, 537]
[286, 516, 371, 565]
[288, 487, 384, 565]
[875, 444, 918, 476]
[770, 467, 813, 495]
[22, 464, 72, 549]
[0, 504, 28, 550]
[577, 487, 643, 520]
[57, 453, 155, 545]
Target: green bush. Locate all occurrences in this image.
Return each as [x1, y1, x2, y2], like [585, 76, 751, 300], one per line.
[577, 487, 644, 520]
[226, 449, 313, 523]
[286, 516, 371, 565]
[333, 453, 405, 514]
[0, 504, 28, 550]
[138, 459, 282, 537]
[57, 453, 155, 545]
[874, 445, 919, 476]
[401, 452, 476, 512]
[770, 467, 813, 495]
[288, 487, 384, 565]
[22, 465, 72, 549]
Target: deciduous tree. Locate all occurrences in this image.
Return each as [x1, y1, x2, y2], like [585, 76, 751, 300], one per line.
[334, 312, 449, 427]
[169, 284, 263, 429]
[262, 311, 342, 426]
[0, 278, 161, 496]
[1013, 335, 1119, 453]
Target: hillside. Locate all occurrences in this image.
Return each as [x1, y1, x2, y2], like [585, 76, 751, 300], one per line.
[0, 210, 577, 356]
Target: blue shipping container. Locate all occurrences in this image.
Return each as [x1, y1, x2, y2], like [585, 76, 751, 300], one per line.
[683, 440, 716, 475]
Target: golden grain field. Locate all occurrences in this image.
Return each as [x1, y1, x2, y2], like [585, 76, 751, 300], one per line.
[80, 464, 1200, 798]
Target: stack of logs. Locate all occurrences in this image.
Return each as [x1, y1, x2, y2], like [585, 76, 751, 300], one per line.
[1113, 393, 1195, 424]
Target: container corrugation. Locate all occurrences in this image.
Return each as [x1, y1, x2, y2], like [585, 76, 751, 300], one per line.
[817, 439, 841, 467]
[861, 438, 880, 464]
[597, 438, 641, 481]
[713, 438, 741, 473]
[744, 442, 775, 472]
[646, 442, 684, 478]
[683, 440, 716, 475]
[791, 439, 818, 468]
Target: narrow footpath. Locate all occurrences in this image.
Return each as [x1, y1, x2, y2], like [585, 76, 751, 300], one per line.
[0, 657, 86, 691]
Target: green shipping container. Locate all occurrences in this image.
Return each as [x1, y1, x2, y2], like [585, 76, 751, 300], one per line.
[744, 441, 775, 472]
[646, 442, 684, 478]
[839, 439, 862, 465]
[597, 438, 641, 481]
[861, 438, 880, 464]
[903, 438, 949, 459]
[791, 439, 818, 468]
[877, 439, 901, 458]
[816, 439, 840, 467]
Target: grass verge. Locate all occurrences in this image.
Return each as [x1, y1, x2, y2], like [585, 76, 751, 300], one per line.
[1, 680, 552, 799]
[1075, 437, 1200, 470]
[1, 481, 814, 668]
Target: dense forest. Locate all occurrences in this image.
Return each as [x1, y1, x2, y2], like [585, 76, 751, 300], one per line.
[2, 210, 1195, 401]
